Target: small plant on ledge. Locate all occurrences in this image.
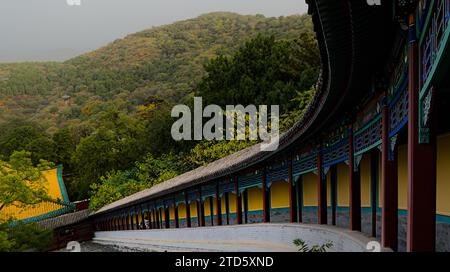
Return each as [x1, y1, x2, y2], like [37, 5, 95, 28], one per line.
[293, 239, 333, 252]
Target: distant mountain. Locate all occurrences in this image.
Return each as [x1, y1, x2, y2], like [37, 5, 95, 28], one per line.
[0, 12, 312, 131]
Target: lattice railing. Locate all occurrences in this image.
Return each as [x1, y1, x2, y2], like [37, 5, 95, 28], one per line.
[354, 114, 382, 156]
[420, 0, 450, 87]
[323, 139, 349, 168]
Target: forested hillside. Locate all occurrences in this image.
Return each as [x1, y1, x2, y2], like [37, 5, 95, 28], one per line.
[0, 13, 312, 130]
[0, 12, 319, 209]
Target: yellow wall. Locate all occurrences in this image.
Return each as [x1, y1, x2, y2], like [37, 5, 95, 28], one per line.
[437, 134, 450, 216]
[169, 206, 175, 220]
[398, 145, 408, 210]
[247, 187, 263, 211]
[228, 193, 237, 213]
[303, 172, 318, 207]
[337, 163, 350, 207]
[204, 199, 211, 216]
[178, 203, 187, 219]
[270, 181, 290, 208]
[160, 208, 165, 221]
[221, 196, 227, 215]
[212, 197, 217, 216]
[189, 202, 198, 217]
[0, 168, 68, 221]
[360, 154, 372, 208]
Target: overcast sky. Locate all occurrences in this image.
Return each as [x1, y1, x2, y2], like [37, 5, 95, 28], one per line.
[0, 0, 308, 62]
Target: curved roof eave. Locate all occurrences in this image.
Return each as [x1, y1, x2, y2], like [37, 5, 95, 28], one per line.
[93, 0, 392, 216]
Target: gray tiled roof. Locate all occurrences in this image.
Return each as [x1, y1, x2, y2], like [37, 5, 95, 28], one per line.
[38, 210, 90, 230]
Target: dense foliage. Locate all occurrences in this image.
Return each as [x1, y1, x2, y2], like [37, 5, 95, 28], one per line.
[0, 151, 53, 212]
[197, 33, 319, 114]
[0, 152, 53, 252]
[0, 13, 319, 212]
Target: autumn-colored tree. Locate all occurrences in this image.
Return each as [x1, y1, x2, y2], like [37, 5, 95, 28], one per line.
[0, 151, 52, 214]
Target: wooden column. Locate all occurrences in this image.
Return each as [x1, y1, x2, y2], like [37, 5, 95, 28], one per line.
[216, 182, 222, 226]
[127, 213, 131, 230]
[407, 15, 437, 252]
[317, 151, 327, 225]
[349, 127, 361, 231]
[199, 188, 205, 227]
[225, 192, 230, 225]
[165, 206, 170, 229]
[262, 168, 270, 223]
[209, 197, 215, 226]
[185, 192, 191, 228]
[243, 189, 248, 224]
[147, 205, 152, 230]
[235, 176, 242, 224]
[330, 165, 338, 226]
[297, 175, 303, 223]
[135, 207, 140, 230]
[155, 208, 160, 229]
[370, 151, 380, 237]
[174, 203, 180, 228]
[160, 208, 163, 229]
[289, 159, 298, 223]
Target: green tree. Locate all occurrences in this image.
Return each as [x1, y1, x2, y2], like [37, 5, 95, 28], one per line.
[197, 33, 319, 114]
[0, 222, 53, 252]
[0, 151, 52, 213]
[0, 151, 54, 252]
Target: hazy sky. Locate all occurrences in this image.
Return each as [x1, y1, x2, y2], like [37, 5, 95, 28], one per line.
[0, 0, 308, 62]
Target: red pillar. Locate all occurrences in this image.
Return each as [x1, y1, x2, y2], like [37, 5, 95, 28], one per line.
[349, 126, 361, 231]
[216, 182, 222, 226]
[381, 101, 398, 250]
[235, 176, 242, 224]
[330, 165, 338, 226]
[155, 208, 160, 229]
[199, 188, 206, 227]
[317, 151, 327, 225]
[297, 175, 303, 223]
[164, 206, 170, 229]
[289, 159, 298, 223]
[407, 15, 437, 252]
[174, 203, 180, 228]
[185, 192, 191, 228]
[262, 168, 270, 223]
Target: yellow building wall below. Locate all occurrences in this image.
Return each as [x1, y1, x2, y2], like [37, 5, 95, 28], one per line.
[337, 163, 350, 207]
[178, 203, 187, 219]
[437, 134, 450, 216]
[397, 145, 408, 210]
[0, 168, 67, 221]
[189, 202, 198, 218]
[204, 199, 211, 216]
[169, 206, 175, 220]
[270, 181, 289, 209]
[247, 187, 263, 211]
[303, 172, 318, 207]
[228, 193, 237, 213]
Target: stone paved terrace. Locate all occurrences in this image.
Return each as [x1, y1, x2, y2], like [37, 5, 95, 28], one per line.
[92, 223, 389, 252]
